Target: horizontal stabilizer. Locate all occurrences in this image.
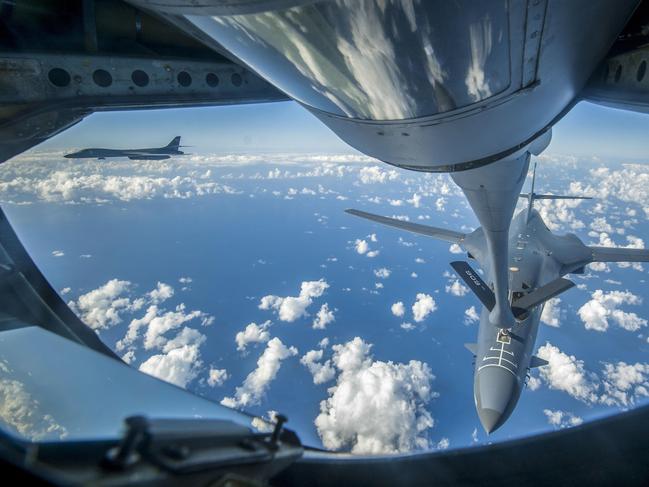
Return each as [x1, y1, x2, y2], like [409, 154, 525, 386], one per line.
[450, 261, 495, 311]
[345, 209, 465, 244]
[530, 356, 548, 368]
[464, 343, 478, 355]
[590, 247, 649, 263]
[519, 193, 592, 201]
[512, 277, 575, 317]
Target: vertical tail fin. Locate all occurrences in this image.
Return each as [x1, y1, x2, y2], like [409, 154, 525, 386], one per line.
[520, 162, 591, 221]
[165, 136, 181, 150]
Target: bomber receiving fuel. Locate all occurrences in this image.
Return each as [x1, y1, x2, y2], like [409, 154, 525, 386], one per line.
[64, 136, 186, 160]
[348, 163, 649, 433]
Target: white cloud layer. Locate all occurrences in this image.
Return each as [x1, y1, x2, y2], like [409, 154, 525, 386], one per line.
[68, 279, 135, 330]
[445, 280, 468, 297]
[391, 301, 405, 317]
[464, 306, 479, 325]
[221, 338, 298, 408]
[536, 343, 598, 403]
[301, 349, 336, 384]
[236, 321, 271, 352]
[577, 290, 647, 332]
[315, 337, 437, 454]
[543, 409, 583, 429]
[541, 298, 561, 327]
[313, 303, 335, 330]
[412, 293, 437, 322]
[71, 279, 214, 389]
[207, 368, 229, 387]
[358, 166, 399, 184]
[534, 343, 649, 409]
[259, 280, 329, 322]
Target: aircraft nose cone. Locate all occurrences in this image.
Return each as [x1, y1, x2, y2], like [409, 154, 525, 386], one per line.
[478, 408, 503, 434]
[474, 366, 520, 434]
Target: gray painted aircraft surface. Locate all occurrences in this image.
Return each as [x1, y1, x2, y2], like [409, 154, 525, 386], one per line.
[347, 163, 649, 433]
[64, 136, 185, 160]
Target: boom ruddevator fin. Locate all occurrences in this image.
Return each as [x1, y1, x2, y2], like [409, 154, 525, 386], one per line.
[464, 343, 478, 356]
[450, 261, 495, 311]
[452, 261, 576, 320]
[530, 356, 549, 368]
[511, 277, 575, 318]
[345, 209, 465, 244]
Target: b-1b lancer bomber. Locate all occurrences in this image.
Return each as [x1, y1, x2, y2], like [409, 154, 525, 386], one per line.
[347, 163, 649, 434]
[64, 136, 186, 161]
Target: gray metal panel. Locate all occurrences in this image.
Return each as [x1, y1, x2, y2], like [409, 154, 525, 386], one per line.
[345, 209, 465, 244]
[590, 246, 649, 262]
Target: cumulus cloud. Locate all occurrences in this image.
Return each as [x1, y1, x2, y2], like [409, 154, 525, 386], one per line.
[315, 337, 437, 454]
[570, 164, 649, 218]
[358, 166, 399, 184]
[433, 437, 450, 450]
[355, 240, 368, 254]
[70, 278, 214, 389]
[534, 344, 649, 409]
[541, 298, 561, 327]
[449, 244, 463, 254]
[408, 193, 422, 208]
[445, 280, 469, 297]
[236, 321, 271, 352]
[536, 343, 598, 404]
[600, 361, 649, 408]
[374, 267, 391, 279]
[259, 279, 329, 322]
[391, 301, 405, 317]
[0, 164, 236, 204]
[543, 409, 583, 429]
[207, 368, 229, 387]
[139, 304, 213, 351]
[301, 349, 336, 384]
[221, 338, 298, 408]
[412, 293, 437, 322]
[148, 282, 174, 304]
[536, 196, 585, 231]
[68, 279, 134, 330]
[354, 239, 379, 258]
[464, 306, 479, 325]
[313, 303, 335, 330]
[139, 326, 207, 388]
[577, 290, 647, 332]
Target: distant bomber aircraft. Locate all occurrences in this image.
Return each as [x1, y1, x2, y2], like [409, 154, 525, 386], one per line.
[347, 163, 649, 434]
[64, 136, 185, 161]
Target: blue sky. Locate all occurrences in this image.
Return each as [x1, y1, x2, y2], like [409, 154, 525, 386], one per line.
[38, 100, 649, 161]
[2, 99, 649, 452]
